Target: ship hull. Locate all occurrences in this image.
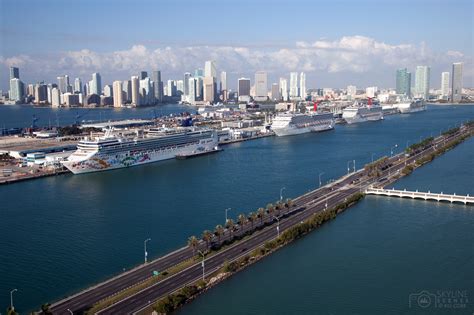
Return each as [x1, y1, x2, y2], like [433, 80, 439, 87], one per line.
[273, 122, 334, 137]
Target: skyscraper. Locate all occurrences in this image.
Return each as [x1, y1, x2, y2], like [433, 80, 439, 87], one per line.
[9, 78, 24, 102]
[74, 78, 82, 93]
[151, 70, 163, 103]
[103, 85, 113, 97]
[271, 83, 280, 101]
[441, 72, 450, 98]
[9, 67, 19, 80]
[122, 80, 132, 103]
[131, 76, 140, 106]
[204, 61, 217, 79]
[90, 73, 102, 95]
[396, 68, 411, 96]
[415, 66, 430, 99]
[255, 71, 268, 101]
[279, 78, 288, 101]
[57, 75, 68, 93]
[220, 71, 227, 101]
[188, 77, 197, 104]
[203, 76, 215, 103]
[238, 78, 251, 97]
[51, 87, 61, 107]
[290, 72, 298, 99]
[299, 72, 306, 99]
[140, 71, 148, 80]
[113, 81, 123, 108]
[34, 84, 48, 104]
[183, 72, 191, 98]
[451, 63, 463, 102]
[139, 77, 153, 105]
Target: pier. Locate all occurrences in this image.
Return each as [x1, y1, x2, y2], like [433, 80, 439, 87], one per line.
[365, 188, 474, 205]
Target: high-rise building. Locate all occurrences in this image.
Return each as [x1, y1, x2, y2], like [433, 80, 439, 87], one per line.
[255, 71, 268, 100]
[290, 72, 298, 99]
[57, 75, 68, 93]
[347, 85, 357, 97]
[299, 72, 306, 99]
[188, 77, 197, 104]
[90, 73, 102, 95]
[204, 61, 217, 79]
[139, 77, 153, 105]
[9, 78, 24, 102]
[195, 68, 204, 77]
[151, 70, 163, 103]
[9, 67, 20, 80]
[451, 63, 463, 102]
[441, 72, 450, 98]
[279, 78, 288, 101]
[51, 87, 61, 107]
[196, 77, 203, 99]
[122, 80, 132, 102]
[415, 66, 430, 99]
[271, 83, 280, 101]
[203, 76, 215, 103]
[140, 71, 148, 80]
[183, 72, 191, 97]
[238, 78, 251, 97]
[220, 71, 227, 101]
[34, 84, 48, 104]
[167, 80, 176, 97]
[131, 76, 140, 106]
[103, 85, 113, 97]
[113, 81, 123, 108]
[74, 78, 82, 93]
[366, 86, 378, 98]
[396, 68, 411, 96]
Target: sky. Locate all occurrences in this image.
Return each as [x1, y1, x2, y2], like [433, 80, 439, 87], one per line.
[0, 0, 473, 91]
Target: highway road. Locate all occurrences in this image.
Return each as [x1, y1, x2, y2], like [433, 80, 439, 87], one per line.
[49, 126, 472, 314]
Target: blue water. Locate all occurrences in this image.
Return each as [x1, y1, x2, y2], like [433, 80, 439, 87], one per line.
[0, 103, 194, 129]
[0, 105, 473, 312]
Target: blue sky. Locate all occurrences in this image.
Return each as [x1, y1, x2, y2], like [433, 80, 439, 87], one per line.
[1, 0, 473, 89]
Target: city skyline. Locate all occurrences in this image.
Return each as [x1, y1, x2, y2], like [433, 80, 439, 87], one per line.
[1, 0, 473, 90]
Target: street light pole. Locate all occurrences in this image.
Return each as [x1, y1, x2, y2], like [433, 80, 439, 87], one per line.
[225, 208, 231, 223]
[144, 238, 151, 264]
[273, 216, 280, 237]
[67, 309, 74, 315]
[353, 159, 356, 173]
[347, 160, 351, 175]
[280, 187, 286, 201]
[391, 144, 398, 157]
[198, 250, 205, 281]
[10, 288, 18, 311]
[318, 172, 325, 188]
[371, 153, 375, 163]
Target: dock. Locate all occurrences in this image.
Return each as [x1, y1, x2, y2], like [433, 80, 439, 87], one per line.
[365, 188, 474, 205]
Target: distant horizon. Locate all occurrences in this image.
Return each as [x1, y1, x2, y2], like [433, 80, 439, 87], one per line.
[1, 0, 473, 90]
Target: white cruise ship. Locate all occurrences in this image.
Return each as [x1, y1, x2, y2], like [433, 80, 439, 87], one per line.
[394, 99, 426, 114]
[271, 112, 335, 137]
[62, 128, 218, 174]
[342, 100, 383, 124]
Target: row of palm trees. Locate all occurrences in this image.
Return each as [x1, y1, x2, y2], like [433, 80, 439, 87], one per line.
[187, 198, 294, 254]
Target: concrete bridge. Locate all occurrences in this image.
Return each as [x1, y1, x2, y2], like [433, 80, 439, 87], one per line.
[365, 188, 474, 205]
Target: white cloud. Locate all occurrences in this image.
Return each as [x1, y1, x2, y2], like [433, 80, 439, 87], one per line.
[0, 35, 471, 88]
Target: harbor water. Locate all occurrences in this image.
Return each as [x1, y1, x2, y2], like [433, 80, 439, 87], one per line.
[0, 105, 473, 312]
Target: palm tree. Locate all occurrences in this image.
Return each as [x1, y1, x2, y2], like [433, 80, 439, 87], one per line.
[202, 230, 213, 250]
[266, 203, 274, 217]
[238, 213, 247, 230]
[215, 224, 224, 243]
[40, 303, 53, 315]
[187, 235, 199, 256]
[226, 219, 235, 239]
[248, 212, 257, 230]
[285, 198, 293, 208]
[257, 207, 266, 225]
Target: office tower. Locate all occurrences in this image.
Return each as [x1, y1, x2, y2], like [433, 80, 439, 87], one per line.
[396, 68, 411, 96]
[51, 87, 61, 107]
[176, 80, 184, 94]
[415, 66, 430, 99]
[183, 72, 191, 97]
[151, 70, 163, 102]
[140, 71, 148, 80]
[34, 84, 48, 104]
[279, 78, 288, 101]
[220, 71, 227, 101]
[451, 63, 463, 102]
[347, 85, 357, 97]
[290, 72, 298, 99]
[74, 78, 82, 93]
[9, 67, 20, 80]
[57, 75, 68, 93]
[203, 76, 215, 103]
[300, 72, 306, 99]
[131, 76, 140, 106]
[65, 75, 72, 92]
[188, 77, 197, 104]
[103, 85, 113, 97]
[238, 78, 251, 97]
[90, 73, 102, 95]
[271, 83, 280, 101]
[27, 84, 35, 97]
[122, 80, 132, 102]
[204, 61, 217, 79]
[113, 81, 123, 108]
[9, 78, 24, 102]
[196, 77, 203, 99]
[195, 68, 204, 77]
[139, 77, 152, 105]
[441, 72, 450, 98]
[255, 71, 268, 100]
[167, 80, 176, 97]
